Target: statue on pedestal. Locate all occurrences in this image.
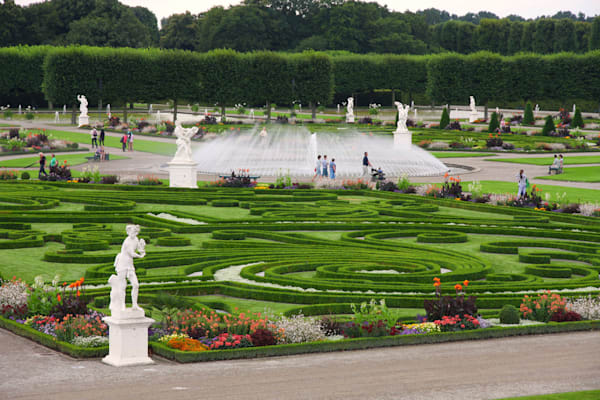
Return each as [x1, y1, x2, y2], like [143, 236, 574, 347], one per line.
[346, 97, 354, 123]
[77, 95, 88, 117]
[109, 225, 145, 315]
[173, 122, 198, 163]
[394, 101, 410, 134]
[469, 96, 478, 123]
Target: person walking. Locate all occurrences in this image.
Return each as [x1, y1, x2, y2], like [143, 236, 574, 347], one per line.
[517, 169, 528, 200]
[49, 153, 57, 174]
[362, 152, 372, 176]
[314, 155, 322, 180]
[121, 133, 127, 152]
[329, 158, 336, 180]
[38, 152, 48, 178]
[91, 127, 98, 149]
[127, 129, 133, 151]
[99, 128, 105, 146]
[322, 155, 329, 178]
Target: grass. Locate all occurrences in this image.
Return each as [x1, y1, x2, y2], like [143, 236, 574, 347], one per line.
[467, 180, 600, 203]
[497, 390, 600, 400]
[0, 153, 128, 168]
[192, 295, 303, 315]
[39, 129, 176, 156]
[535, 166, 600, 183]
[490, 156, 600, 165]
[431, 152, 496, 158]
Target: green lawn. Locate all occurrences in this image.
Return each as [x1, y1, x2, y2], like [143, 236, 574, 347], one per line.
[42, 129, 176, 155]
[431, 152, 496, 158]
[497, 390, 600, 400]
[534, 166, 600, 183]
[470, 180, 600, 203]
[0, 153, 128, 168]
[490, 156, 600, 165]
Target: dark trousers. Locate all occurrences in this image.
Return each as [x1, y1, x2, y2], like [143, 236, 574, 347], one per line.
[99, 136, 104, 146]
[122, 142, 126, 152]
[39, 165, 47, 177]
[92, 138, 98, 148]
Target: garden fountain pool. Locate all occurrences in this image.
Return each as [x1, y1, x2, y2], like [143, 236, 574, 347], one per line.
[192, 125, 448, 177]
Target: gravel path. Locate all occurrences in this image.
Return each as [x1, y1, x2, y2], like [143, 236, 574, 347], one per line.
[1, 328, 599, 400]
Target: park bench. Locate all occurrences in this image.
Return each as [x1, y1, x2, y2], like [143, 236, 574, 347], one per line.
[86, 153, 110, 162]
[548, 165, 563, 174]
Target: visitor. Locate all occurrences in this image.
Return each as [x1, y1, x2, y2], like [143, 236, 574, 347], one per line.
[329, 158, 336, 180]
[127, 129, 133, 151]
[49, 153, 57, 173]
[559, 154, 564, 169]
[322, 155, 329, 178]
[362, 152, 372, 176]
[121, 133, 127, 152]
[517, 169, 528, 200]
[314, 155, 322, 180]
[99, 146, 106, 162]
[99, 128, 105, 146]
[549, 154, 559, 174]
[38, 152, 48, 178]
[91, 127, 98, 148]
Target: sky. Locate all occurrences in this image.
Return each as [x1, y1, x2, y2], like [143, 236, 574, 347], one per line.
[15, 0, 600, 24]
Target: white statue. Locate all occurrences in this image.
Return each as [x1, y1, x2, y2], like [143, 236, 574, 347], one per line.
[469, 96, 476, 113]
[149, 104, 153, 114]
[54, 111, 59, 123]
[394, 101, 410, 134]
[173, 122, 198, 162]
[77, 95, 88, 117]
[337, 104, 340, 113]
[249, 109, 255, 120]
[18, 105, 22, 114]
[110, 225, 145, 314]
[63, 105, 66, 115]
[572, 104, 576, 114]
[413, 108, 418, 120]
[347, 97, 354, 116]
[156, 110, 161, 124]
[259, 127, 268, 137]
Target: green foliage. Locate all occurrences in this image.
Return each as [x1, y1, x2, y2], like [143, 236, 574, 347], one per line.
[439, 107, 449, 129]
[590, 17, 600, 51]
[523, 102, 534, 125]
[499, 304, 520, 324]
[488, 112, 499, 133]
[571, 107, 584, 128]
[542, 115, 556, 136]
[20, 171, 30, 180]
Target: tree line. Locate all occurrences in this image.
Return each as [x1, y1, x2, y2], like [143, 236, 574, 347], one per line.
[1, 0, 599, 55]
[2, 46, 599, 116]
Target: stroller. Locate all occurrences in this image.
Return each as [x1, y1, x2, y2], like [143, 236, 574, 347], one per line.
[371, 167, 385, 181]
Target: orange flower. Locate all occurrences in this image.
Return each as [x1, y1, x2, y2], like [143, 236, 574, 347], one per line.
[433, 277, 440, 283]
[454, 284, 463, 291]
[77, 290, 81, 297]
[57, 294, 61, 302]
[463, 280, 469, 287]
[433, 282, 441, 287]
[68, 282, 75, 288]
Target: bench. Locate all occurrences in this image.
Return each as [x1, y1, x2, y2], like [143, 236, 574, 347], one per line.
[86, 153, 110, 162]
[548, 165, 563, 175]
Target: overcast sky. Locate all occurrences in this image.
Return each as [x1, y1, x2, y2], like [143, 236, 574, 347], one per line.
[15, 0, 600, 24]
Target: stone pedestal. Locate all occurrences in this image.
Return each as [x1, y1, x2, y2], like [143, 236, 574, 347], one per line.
[393, 132, 412, 149]
[78, 115, 89, 127]
[168, 161, 198, 188]
[103, 308, 154, 367]
[346, 114, 354, 123]
[468, 112, 478, 123]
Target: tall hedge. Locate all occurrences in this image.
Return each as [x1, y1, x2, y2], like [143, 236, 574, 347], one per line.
[290, 51, 334, 119]
[0, 46, 50, 107]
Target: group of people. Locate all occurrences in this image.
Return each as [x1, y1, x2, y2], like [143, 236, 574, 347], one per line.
[90, 127, 105, 149]
[314, 155, 336, 180]
[549, 154, 564, 174]
[38, 153, 63, 177]
[120, 129, 134, 152]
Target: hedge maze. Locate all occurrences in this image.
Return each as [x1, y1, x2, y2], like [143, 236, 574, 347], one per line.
[0, 181, 599, 319]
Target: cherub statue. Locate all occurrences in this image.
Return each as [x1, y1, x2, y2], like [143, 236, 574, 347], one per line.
[395, 101, 410, 133]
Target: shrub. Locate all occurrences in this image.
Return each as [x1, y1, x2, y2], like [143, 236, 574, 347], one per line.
[50, 277, 89, 320]
[9, 128, 19, 139]
[20, 171, 30, 180]
[499, 304, 520, 324]
[424, 278, 477, 321]
[542, 115, 556, 136]
[567, 295, 600, 320]
[275, 314, 326, 344]
[137, 175, 162, 185]
[55, 313, 108, 343]
[0, 170, 18, 180]
[488, 112, 499, 133]
[549, 310, 582, 322]
[445, 120, 461, 130]
[71, 335, 109, 348]
[486, 134, 503, 148]
[0, 277, 29, 318]
[357, 117, 373, 124]
[3, 110, 13, 119]
[209, 333, 253, 350]
[523, 102, 534, 125]
[433, 314, 480, 332]
[439, 107, 449, 129]
[100, 175, 119, 184]
[571, 108, 584, 129]
[250, 328, 276, 346]
[25, 112, 35, 120]
[167, 337, 209, 351]
[520, 292, 567, 322]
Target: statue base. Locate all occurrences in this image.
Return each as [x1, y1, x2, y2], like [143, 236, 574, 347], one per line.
[168, 161, 198, 188]
[78, 115, 89, 127]
[393, 132, 412, 149]
[346, 114, 354, 123]
[102, 311, 154, 367]
[468, 112, 478, 123]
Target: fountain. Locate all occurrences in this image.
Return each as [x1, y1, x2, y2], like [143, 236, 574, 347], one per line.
[192, 125, 448, 178]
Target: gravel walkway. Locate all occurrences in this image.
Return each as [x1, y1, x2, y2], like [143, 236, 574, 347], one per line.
[1, 328, 599, 400]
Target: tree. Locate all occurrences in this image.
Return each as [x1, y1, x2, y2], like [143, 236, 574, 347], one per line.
[0, 0, 25, 46]
[209, 5, 276, 52]
[533, 19, 555, 54]
[523, 102, 534, 125]
[553, 19, 576, 52]
[590, 17, 600, 50]
[131, 6, 160, 46]
[476, 19, 510, 54]
[541, 115, 556, 135]
[160, 12, 198, 50]
[290, 52, 334, 119]
[507, 21, 524, 54]
[520, 22, 535, 52]
[439, 106, 449, 129]
[488, 112, 499, 132]
[571, 107, 584, 128]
